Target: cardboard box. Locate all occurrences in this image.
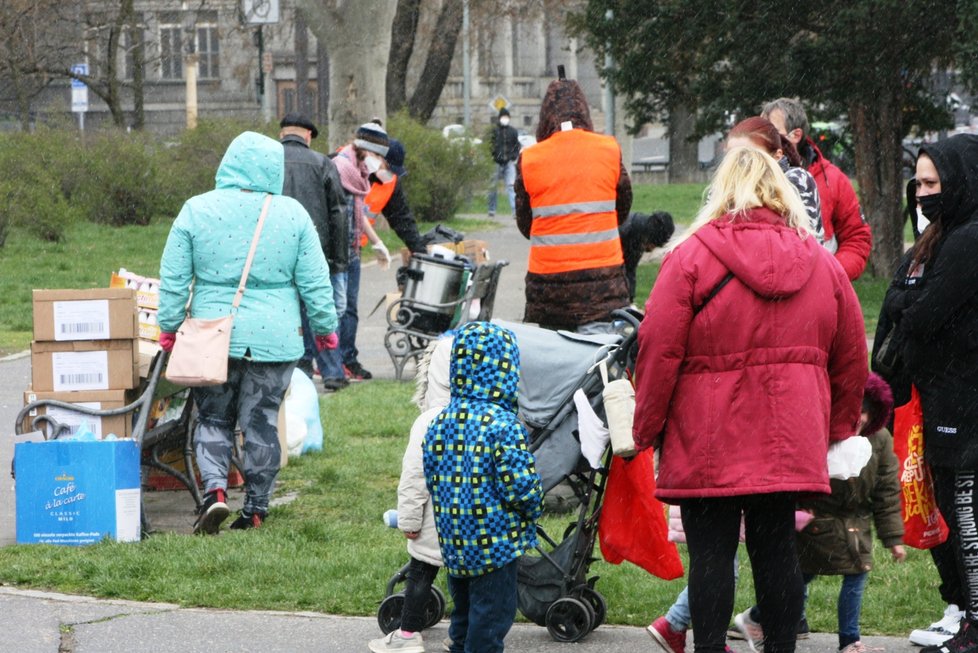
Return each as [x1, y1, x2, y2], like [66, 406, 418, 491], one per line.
[23, 389, 133, 439]
[137, 308, 161, 342]
[31, 339, 138, 393]
[33, 288, 138, 342]
[109, 269, 160, 309]
[14, 439, 141, 545]
[138, 339, 162, 379]
[399, 239, 490, 267]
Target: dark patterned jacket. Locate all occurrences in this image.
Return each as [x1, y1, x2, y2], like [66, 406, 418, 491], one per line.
[422, 323, 544, 577]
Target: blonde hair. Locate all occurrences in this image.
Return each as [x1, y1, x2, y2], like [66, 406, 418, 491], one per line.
[670, 146, 812, 250]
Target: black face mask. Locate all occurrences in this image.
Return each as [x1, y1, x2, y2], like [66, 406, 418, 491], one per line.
[918, 193, 943, 221]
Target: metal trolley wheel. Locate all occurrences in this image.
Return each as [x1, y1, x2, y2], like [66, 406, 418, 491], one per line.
[545, 596, 594, 643]
[376, 586, 447, 634]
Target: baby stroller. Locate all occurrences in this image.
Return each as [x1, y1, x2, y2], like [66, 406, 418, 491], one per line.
[375, 309, 641, 642]
[501, 310, 640, 643]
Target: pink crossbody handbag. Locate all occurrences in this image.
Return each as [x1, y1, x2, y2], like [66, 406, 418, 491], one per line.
[165, 194, 272, 387]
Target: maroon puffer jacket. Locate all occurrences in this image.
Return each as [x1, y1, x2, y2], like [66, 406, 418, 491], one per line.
[633, 208, 867, 501]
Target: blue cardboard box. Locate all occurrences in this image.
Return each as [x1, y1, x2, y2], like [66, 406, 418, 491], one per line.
[14, 439, 141, 545]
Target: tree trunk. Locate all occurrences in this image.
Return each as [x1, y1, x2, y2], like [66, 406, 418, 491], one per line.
[849, 85, 905, 278]
[294, 8, 310, 117]
[407, 0, 463, 122]
[316, 39, 329, 128]
[127, 0, 144, 130]
[668, 103, 700, 183]
[299, 0, 397, 152]
[387, 0, 421, 114]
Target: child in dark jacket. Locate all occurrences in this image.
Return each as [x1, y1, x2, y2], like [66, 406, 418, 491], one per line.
[423, 322, 544, 653]
[733, 373, 906, 653]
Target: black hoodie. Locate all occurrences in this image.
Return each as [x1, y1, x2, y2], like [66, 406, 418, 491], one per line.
[883, 135, 978, 467]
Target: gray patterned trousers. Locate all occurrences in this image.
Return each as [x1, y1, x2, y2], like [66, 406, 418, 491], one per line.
[192, 359, 295, 516]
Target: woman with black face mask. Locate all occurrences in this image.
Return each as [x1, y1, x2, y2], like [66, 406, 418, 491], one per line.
[875, 134, 978, 653]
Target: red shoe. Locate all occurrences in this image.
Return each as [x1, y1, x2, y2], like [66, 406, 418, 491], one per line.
[647, 616, 686, 653]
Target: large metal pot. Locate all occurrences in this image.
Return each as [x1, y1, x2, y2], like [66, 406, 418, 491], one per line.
[402, 254, 469, 315]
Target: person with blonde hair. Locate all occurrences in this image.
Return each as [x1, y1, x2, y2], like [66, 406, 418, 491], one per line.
[632, 146, 867, 653]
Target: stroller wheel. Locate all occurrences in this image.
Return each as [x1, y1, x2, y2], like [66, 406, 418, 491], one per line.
[422, 586, 447, 629]
[377, 592, 405, 634]
[578, 587, 607, 630]
[545, 597, 594, 643]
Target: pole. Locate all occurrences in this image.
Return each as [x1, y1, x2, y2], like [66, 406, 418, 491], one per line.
[603, 9, 615, 137]
[462, 0, 471, 129]
[256, 25, 265, 107]
[185, 53, 198, 129]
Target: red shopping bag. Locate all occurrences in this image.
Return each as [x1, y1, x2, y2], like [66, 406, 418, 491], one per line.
[598, 448, 684, 579]
[893, 385, 949, 549]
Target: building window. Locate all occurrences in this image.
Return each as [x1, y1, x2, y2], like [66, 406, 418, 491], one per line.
[124, 23, 146, 81]
[196, 25, 219, 79]
[159, 25, 182, 80]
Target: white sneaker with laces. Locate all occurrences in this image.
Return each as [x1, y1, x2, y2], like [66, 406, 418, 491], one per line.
[909, 603, 964, 647]
[368, 630, 425, 653]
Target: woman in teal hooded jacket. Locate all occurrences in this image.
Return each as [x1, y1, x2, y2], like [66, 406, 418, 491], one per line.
[159, 131, 336, 533]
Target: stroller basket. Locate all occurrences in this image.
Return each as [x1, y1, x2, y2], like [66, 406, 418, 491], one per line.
[517, 528, 583, 626]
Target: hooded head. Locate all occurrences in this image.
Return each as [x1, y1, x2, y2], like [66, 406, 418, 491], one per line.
[449, 322, 520, 410]
[535, 78, 593, 142]
[918, 134, 978, 230]
[215, 131, 284, 194]
[861, 372, 894, 436]
[385, 138, 407, 177]
[413, 335, 453, 411]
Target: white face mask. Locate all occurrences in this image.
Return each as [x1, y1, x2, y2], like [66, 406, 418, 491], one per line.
[499, 117, 510, 126]
[364, 154, 382, 174]
[917, 206, 931, 234]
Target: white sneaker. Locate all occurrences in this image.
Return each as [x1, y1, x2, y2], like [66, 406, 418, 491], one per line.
[732, 608, 764, 653]
[908, 603, 964, 647]
[368, 630, 425, 653]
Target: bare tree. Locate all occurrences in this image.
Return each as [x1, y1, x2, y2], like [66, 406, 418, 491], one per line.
[297, 0, 397, 151]
[387, 0, 422, 114]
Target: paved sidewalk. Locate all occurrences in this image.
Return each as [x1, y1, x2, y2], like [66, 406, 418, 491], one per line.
[0, 586, 924, 653]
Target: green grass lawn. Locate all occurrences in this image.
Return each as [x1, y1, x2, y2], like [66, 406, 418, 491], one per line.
[0, 380, 937, 634]
[0, 184, 921, 633]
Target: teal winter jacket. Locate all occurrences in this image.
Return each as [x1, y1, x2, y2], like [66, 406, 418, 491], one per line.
[159, 131, 336, 362]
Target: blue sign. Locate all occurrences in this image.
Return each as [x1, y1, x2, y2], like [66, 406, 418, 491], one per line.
[70, 63, 88, 90]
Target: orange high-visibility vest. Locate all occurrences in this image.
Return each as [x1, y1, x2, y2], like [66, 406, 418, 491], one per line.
[520, 129, 623, 275]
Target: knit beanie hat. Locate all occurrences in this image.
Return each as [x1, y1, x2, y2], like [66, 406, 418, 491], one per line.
[354, 122, 390, 157]
[498, 107, 510, 118]
[861, 372, 894, 436]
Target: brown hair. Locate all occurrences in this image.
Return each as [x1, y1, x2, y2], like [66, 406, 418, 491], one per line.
[727, 116, 802, 167]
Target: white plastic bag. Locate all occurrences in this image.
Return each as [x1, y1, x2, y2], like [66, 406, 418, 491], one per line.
[283, 368, 323, 455]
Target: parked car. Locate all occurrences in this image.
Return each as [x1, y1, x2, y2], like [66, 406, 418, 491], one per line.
[441, 123, 482, 146]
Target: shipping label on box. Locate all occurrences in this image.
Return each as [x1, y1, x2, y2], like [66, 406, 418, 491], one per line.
[33, 288, 138, 342]
[14, 439, 141, 545]
[31, 340, 138, 393]
[23, 389, 133, 439]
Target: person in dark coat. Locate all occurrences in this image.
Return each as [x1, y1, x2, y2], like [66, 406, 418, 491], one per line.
[735, 373, 905, 653]
[514, 75, 633, 330]
[878, 134, 978, 653]
[279, 112, 348, 382]
[618, 211, 674, 304]
[487, 107, 521, 217]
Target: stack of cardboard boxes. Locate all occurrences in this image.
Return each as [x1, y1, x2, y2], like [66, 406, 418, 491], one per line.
[25, 288, 141, 439]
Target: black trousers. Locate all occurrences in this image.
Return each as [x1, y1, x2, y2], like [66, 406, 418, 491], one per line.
[680, 493, 804, 653]
[401, 556, 440, 633]
[933, 467, 978, 618]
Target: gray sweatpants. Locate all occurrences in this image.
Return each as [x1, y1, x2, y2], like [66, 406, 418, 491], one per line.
[192, 359, 295, 516]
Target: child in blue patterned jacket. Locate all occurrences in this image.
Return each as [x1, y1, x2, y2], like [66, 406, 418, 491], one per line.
[423, 322, 544, 653]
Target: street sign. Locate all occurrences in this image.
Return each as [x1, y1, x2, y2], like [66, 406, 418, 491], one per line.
[488, 94, 510, 113]
[70, 63, 88, 113]
[242, 0, 279, 24]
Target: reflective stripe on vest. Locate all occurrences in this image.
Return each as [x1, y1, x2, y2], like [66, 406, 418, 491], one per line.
[521, 129, 623, 275]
